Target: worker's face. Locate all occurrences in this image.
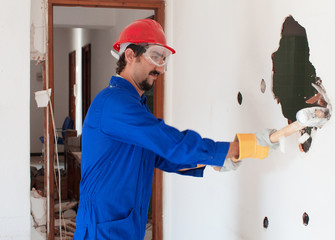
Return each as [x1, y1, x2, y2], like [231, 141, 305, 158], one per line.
[132, 54, 164, 92]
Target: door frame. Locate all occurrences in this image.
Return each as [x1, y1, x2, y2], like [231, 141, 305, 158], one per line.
[81, 44, 91, 123]
[69, 50, 76, 128]
[46, 1, 165, 239]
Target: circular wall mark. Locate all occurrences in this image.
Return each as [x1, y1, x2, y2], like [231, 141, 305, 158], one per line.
[263, 217, 269, 229]
[260, 79, 266, 93]
[303, 212, 309, 226]
[237, 92, 243, 105]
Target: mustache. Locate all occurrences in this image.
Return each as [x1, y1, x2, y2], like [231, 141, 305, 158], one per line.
[149, 70, 160, 76]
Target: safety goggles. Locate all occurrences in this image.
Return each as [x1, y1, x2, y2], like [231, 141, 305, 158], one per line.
[142, 44, 172, 69]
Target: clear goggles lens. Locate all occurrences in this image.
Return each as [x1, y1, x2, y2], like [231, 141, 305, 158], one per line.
[143, 45, 172, 68]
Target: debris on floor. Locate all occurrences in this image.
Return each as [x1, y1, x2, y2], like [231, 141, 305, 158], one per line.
[31, 188, 47, 240]
[54, 200, 78, 239]
[30, 187, 79, 239]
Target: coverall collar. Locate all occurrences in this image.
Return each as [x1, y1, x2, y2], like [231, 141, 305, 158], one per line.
[109, 75, 147, 105]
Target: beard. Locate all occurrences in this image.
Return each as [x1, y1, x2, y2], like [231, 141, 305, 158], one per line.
[139, 79, 154, 92]
[139, 70, 160, 92]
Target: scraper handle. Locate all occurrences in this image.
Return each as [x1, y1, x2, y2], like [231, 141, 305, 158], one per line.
[269, 121, 304, 143]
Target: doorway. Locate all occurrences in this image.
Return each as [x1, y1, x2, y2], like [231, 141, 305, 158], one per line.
[69, 50, 76, 128]
[45, 1, 165, 239]
[81, 44, 91, 123]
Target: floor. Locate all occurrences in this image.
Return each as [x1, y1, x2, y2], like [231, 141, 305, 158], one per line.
[30, 154, 65, 170]
[145, 220, 153, 240]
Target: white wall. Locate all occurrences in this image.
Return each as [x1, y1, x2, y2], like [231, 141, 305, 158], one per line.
[0, 1, 31, 239]
[164, 0, 335, 239]
[65, 28, 115, 134]
[54, 28, 72, 132]
[54, 7, 116, 29]
[90, 28, 116, 100]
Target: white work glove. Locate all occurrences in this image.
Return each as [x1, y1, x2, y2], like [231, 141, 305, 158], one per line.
[256, 129, 280, 153]
[219, 158, 241, 172]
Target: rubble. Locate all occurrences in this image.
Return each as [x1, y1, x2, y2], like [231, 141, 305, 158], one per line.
[31, 188, 46, 239]
[30, 188, 79, 239]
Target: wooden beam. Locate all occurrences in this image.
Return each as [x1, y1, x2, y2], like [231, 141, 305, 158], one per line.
[49, 0, 163, 9]
[46, 2, 55, 239]
[152, 4, 165, 240]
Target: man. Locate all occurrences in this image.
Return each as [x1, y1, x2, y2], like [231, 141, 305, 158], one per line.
[74, 19, 278, 240]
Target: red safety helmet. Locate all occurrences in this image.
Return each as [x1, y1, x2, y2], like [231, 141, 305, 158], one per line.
[113, 19, 176, 54]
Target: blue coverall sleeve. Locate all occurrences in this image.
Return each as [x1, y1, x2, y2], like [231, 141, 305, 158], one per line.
[99, 90, 230, 167]
[155, 155, 206, 177]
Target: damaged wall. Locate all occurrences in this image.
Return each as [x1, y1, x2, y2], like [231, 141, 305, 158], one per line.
[31, 0, 46, 61]
[0, 0, 31, 239]
[1, 0, 335, 239]
[271, 16, 328, 153]
[164, 0, 335, 239]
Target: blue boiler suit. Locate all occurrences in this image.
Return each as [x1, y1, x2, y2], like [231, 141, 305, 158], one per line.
[73, 76, 230, 240]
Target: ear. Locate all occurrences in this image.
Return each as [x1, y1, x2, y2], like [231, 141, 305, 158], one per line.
[124, 48, 135, 64]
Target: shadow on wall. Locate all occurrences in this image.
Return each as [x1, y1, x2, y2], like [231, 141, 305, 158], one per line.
[272, 15, 329, 152]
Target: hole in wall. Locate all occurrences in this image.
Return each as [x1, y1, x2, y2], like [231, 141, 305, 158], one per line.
[260, 79, 266, 93]
[303, 212, 309, 226]
[299, 128, 313, 152]
[271, 15, 330, 152]
[272, 16, 317, 122]
[263, 216, 269, 229]
[237, 92, 243, 105]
